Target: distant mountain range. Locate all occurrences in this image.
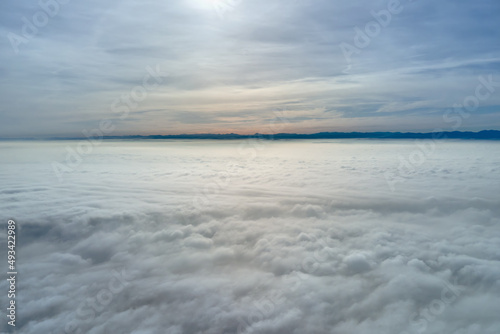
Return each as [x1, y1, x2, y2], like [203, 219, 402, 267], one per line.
[3, 130, 500, 141]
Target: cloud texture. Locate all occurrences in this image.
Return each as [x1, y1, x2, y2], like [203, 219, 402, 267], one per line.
[0, 139, 500, 333]
[1, 0, 500, 136]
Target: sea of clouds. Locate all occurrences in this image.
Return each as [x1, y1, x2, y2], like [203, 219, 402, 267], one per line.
[0, 139, 499, 334]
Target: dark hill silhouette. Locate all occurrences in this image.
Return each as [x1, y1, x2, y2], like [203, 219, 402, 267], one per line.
[2, 130, 500, 141]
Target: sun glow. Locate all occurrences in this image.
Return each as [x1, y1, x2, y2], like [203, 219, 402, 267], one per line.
[186, 0, 241, 17]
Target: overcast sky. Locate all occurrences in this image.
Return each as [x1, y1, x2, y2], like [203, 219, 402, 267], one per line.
[1, 0, 500, 137]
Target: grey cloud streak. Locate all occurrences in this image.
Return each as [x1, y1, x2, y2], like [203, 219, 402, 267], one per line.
[1, 0, 500, 137]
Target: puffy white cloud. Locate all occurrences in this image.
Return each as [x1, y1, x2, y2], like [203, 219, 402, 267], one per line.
[0, 140, 499, 333]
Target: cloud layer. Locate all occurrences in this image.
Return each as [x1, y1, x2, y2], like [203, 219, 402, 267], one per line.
[1, 0, 500, 137]
[1, 139, 500, 333]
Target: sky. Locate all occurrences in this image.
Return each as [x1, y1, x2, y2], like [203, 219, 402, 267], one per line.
[1, 140, 500, 333]
[1, 0, 500, 138]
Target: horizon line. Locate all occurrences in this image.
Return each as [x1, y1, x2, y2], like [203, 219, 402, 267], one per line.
[2, 130, 500, 141]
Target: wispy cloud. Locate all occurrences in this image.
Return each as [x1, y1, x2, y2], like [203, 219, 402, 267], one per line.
[1, 0, 499, 137]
